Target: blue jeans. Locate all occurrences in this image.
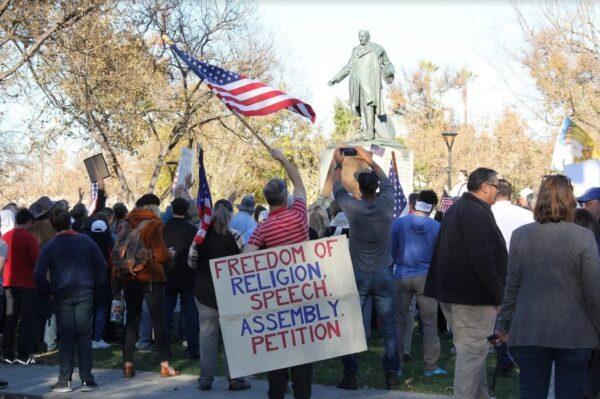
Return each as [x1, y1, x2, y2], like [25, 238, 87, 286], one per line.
[165, 288, 199, 355]
[138, 299, 152, 346]
[93, 280, 112, 341]
[512, 346, 592, 399]
[342, 267, 398, 375]
[54, 291, 94, 383]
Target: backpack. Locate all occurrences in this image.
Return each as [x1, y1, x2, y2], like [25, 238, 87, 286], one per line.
[112, 220, 153, 278]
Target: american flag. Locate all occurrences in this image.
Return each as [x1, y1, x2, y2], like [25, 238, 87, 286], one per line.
[89, 182, 99, 214]
[170, 45, 316, 123]
[194, 146, 212, 245]
[438, 192, 454, 213]
[389, 158, 408, 218]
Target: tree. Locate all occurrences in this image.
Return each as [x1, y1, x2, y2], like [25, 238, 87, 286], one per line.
[331, 98, 359, 143]
[453, 68, 476, 125]
[16, 0, 277, 203]
[515, 1, 600, 143]
[0, 1, 108, 84]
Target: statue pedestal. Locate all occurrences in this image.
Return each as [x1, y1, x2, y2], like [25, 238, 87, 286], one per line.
[319, 139, 414, 198]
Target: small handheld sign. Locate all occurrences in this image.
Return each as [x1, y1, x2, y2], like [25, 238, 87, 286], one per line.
[83, 154, 110, 183]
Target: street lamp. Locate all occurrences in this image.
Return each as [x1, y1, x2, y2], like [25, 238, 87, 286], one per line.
[442, 131, 458, 190]
[166, 161, 179, 183]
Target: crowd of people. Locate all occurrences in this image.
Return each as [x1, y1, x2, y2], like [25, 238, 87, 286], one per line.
[0, 145, 599, 399]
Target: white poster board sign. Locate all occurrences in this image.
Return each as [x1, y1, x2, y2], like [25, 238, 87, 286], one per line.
[172, 147, 195, 192]
[210, 236, 367, 378]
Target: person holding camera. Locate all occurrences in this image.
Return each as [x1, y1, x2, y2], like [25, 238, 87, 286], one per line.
[332, 146, 399, 390]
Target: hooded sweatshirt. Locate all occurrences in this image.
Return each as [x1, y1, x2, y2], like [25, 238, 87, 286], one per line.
[391, 214, 440, 279]
[0, 210, 15, 236]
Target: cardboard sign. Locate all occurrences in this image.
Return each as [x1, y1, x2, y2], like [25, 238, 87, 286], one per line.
[172, 147, 195, 192]
[83, 154, 110, 183]
[210, 236, 367, 378]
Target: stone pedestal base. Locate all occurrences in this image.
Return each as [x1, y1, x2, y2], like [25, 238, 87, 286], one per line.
[319, 139, 413, 199]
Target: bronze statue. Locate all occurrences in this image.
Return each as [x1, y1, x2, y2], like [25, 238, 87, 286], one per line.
[328, 30, 395, 140]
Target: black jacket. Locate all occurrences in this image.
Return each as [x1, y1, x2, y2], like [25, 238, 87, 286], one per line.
[424, 192, 507, 306]
[163, 217, 197, 291]
[192, 226, 242, 309]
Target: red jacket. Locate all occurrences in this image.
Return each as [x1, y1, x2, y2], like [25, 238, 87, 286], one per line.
[2, 228, 40, 288]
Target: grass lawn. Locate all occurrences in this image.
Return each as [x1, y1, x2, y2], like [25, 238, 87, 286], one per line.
[39, 330, 519, 398]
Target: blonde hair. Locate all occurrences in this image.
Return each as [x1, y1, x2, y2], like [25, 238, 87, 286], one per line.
[309, 204, 329, 239]
[213, 203, 233, 236]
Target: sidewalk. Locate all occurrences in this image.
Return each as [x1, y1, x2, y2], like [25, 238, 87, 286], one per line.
[0, 364, 449, 399]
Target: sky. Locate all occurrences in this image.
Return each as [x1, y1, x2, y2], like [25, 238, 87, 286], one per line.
[257, 1, 549, 135]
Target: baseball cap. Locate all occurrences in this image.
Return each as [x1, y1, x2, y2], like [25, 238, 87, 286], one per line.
[91, 220, 108, 233]
[577, 187, 600, 203]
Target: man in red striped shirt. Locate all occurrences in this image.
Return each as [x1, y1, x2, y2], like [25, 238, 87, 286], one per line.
[244, 148, 311, 399]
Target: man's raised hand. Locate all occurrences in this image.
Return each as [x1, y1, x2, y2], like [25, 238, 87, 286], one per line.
[270, 148, 287, 163]
[355, 146, 374, 164]
[333, 147, 345, 165]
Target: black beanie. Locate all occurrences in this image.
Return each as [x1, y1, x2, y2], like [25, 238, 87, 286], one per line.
[135, 194, 160, 208]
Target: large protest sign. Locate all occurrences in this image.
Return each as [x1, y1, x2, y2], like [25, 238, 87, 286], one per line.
[210, 236, 367, 378]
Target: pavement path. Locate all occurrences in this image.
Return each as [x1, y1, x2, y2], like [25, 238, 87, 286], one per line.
[0, 364, 449, 399]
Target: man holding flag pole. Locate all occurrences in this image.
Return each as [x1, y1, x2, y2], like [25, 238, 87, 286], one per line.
[167, 35, 315, 397]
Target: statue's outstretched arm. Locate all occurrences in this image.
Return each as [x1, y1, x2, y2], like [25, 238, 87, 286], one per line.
[328, 57, 352, 85]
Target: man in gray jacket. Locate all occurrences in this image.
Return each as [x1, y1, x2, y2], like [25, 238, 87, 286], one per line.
[332, 146, 398, 390]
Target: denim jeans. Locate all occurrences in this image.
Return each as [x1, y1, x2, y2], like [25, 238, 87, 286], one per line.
[138, 299, 152, 346]
[342, 267, 398, 375]
[586, 349, 600, 399]
[2, 287, 40, 360]
[93, 280, 112, 341]
[54, 291, 94, 383]
[166, 288, 199, 355]
[512, 346, 592, 399]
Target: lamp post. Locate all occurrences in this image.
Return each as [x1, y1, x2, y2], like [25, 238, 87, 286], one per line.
[166, 161, 179, 184]
[442, 131, 458, 190]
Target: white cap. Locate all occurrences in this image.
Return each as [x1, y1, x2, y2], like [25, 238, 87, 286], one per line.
[414, 201, 433, 213]
[258, 210, 269, 223]
[91, 220, 108, 233]
[519, 188, 534, 198]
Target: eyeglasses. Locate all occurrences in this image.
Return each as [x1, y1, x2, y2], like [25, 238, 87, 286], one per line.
[485, 182, 498, 189]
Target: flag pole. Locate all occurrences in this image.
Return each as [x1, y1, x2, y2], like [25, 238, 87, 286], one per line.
[161, 35, 272, 153]
[391, 150, 400, 178]
[231, 111, 273, 152]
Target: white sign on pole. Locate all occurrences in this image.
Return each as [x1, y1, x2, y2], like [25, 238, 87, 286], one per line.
[172, 147, 195, 192]
[210, 236, 367, 378]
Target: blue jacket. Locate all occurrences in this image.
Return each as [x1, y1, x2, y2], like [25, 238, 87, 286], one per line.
[391, 214, 440, 279]
[34, 232, 107, 297]
[229, 211, 257, 244]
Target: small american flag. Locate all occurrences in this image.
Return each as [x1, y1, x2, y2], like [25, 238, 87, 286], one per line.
[170, 45, 316, 123]
[194, 146, 212, 245]
[89, 182, 99, 214]
[389, 158, 408, 218]
[438, 192, 454, 213]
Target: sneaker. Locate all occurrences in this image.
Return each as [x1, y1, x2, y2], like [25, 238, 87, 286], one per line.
[92, 340, 111, 349]
[0, 381, 7, 389]
[228, 378, 251, 391]
[424, 367, 448, 377]
[16, 357, 36, 366]
[81, 380, 98, 392]
[385, 372, 399, 389]
[336, 374, 357, 390]
[51, 380, 73, 393]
